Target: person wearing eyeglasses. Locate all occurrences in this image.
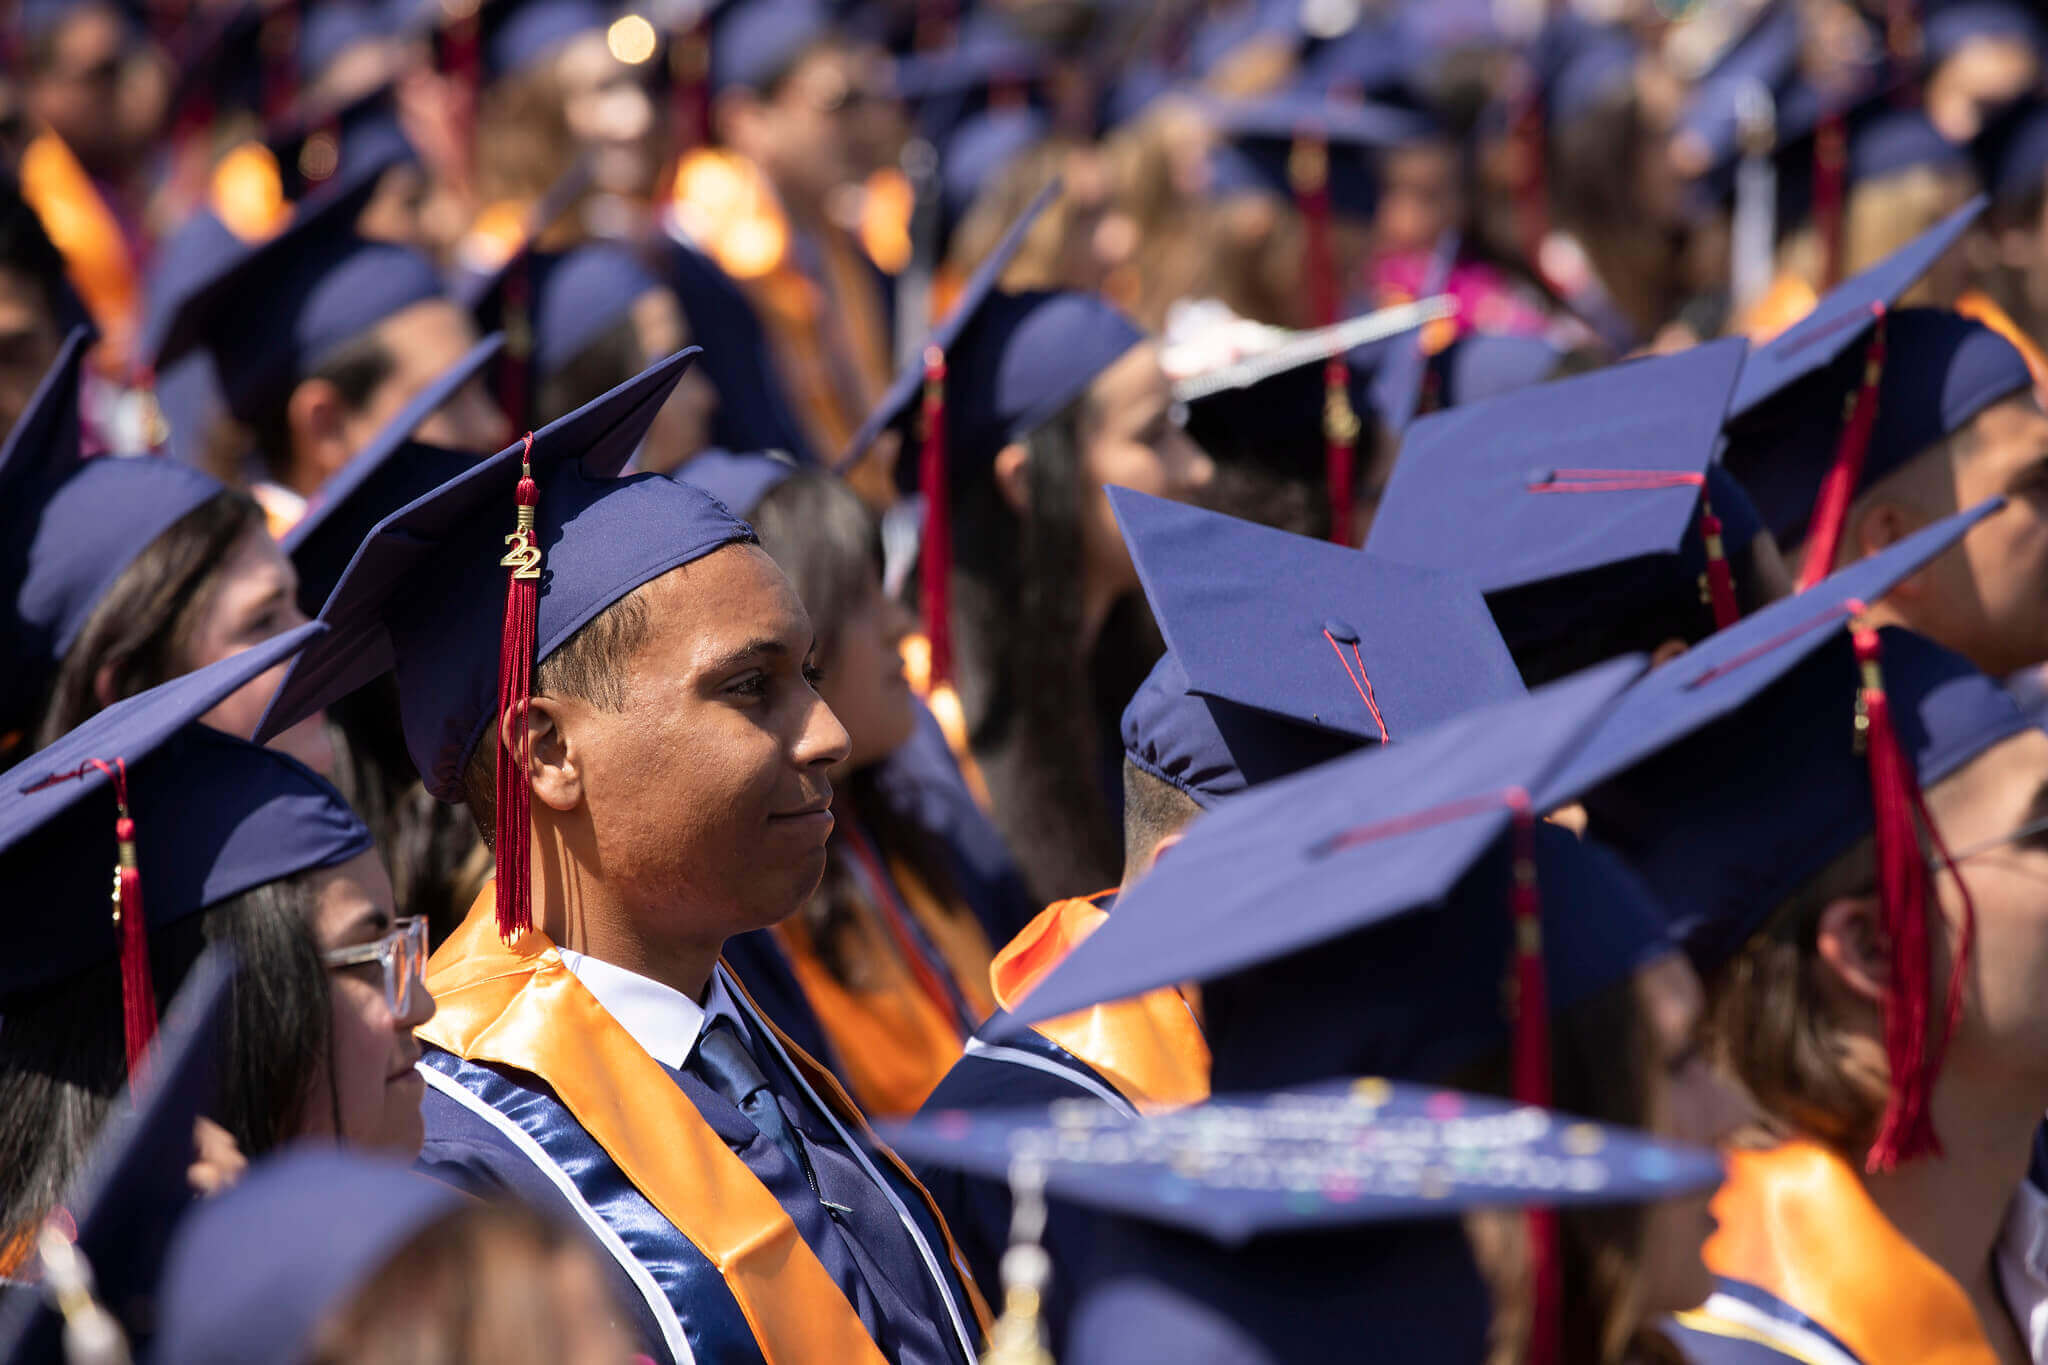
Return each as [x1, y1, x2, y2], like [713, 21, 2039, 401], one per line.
[0, 634, 437, 1269]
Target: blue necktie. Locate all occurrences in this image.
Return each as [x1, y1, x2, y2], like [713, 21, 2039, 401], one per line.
[695, 1019, 818, 1190]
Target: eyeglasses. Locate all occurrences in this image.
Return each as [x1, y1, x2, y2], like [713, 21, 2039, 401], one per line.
[321, 917, 428, 1016]
[1931, 812, 2048, 870]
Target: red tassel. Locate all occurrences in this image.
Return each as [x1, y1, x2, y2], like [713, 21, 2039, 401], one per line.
[1797, 307, 1887, 591]
[1506, 792, 1559, 1365]
[494, 434, 542, 943]
[24, 757, 157, 1077]
[1852, 621, 1972, 1171]
[1323, 355, 1358, 547]
[1699, 495, 1740, 632]
[1814, 111, 1848, 291]
[920, 346, 954, 688]
[1290, 134, 1356, 545]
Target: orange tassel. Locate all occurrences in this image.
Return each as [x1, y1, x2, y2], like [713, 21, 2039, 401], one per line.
[494, 434, 542, 943]
[1852, 622, 1972, 1170]
[919, 346, 954, 688]
[1797, 307, 1887, 591]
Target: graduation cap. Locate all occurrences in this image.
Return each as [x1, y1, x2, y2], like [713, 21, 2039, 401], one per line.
[1528, 500, 2013, 1172]
[256, 350, 753, 941]
[1368, 338, 1762, 657]
[884, 1077, 1724, 1243]
[675, 447, 802, 518]
[0, 946, 238, 1365]
[1113, 486, 1524, 807]
[258, 82, 420, 204]
[1973, 96, 2048, 211]
[149, 1147, 465, 1365]
[145, 160, 446, 427]
[464, 242, 667, 428]
[939, 105, 1051, 226]
[0, 624, 369, 1071]
[658, 231, 820, 461]
[1175, 296, 1451, 542]
[1924, 0, 2046, 67]
[483, 0, 609, 79]
[1015, 654, 1660, 1364]
[283, 332, 506, 616]
[710, 0, 836, 94]
[299, 0, 400, 85]
[836, 180, 1109, 687]
[0, 330, 227, 743]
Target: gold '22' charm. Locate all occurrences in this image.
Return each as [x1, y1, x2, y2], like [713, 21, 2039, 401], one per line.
[501, 529, 542, 580]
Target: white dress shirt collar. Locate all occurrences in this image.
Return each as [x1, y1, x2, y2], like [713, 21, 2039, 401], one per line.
[555, 947, 746, 1071]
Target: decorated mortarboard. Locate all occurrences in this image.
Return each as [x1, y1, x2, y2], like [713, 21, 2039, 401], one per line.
[0, 625, 369, 1069]
[676, 447, 803, 518]
[482, 0, 608, 78]
[1368, 338, 1761, 654]
[256, 350, 753, 940]
[0, 947, 238, 1365]
[710, 0, 835, 94]
[1021, 654, 1660, 1364]
[148, 1147, 464, 1365]
[145, 159, 445, 426]
[1114, 487, 1523, 807]
[283, 332, 506, 616]
[883, 1078, 1723, 1243]
[835, 181, 1111, 688]
[0, 330, 227, 742]
[1173, 296, 1453, 545]
[1527, 501, 2013, 1173]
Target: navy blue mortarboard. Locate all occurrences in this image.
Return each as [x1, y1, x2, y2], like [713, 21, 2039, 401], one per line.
[0, 625, 370, 1066]
[1529, 501, 2015, 1169]
[1925, 0, 2046, 66]
[0, 947, 238, 1365]
[469, 243, 666, 385]
[299, 0, 398, 83]
[0, 330, 226, 742]
[711, 0, 836, 94]
[1016, 652, 1660, 1054]
[256, 350, 754, 939]
[676, 447, 801, 518]
[1114, 487, 1523, 807]
[1203, 91, 1438, 222]
[261, 83, 420, 203]
[888, 1077, 1721, 1239]
[941, 106, 1050, 225]
[146, 160, 446, 425]
[483, 0, 607, 79]
[1541, 19, 1639, 126]
[1974, 96, 2048, 211]
[148, 1147, 464, 1365]
[659, 231, 819, 462]
[1368, 338, 1764, 659]
[1426, 332, 1563, 411]
[1727, 307, 2032, 572]
[283, 332, 506, 615]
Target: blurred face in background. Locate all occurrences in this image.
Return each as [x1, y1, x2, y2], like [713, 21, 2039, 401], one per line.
[555, 28, 661, 198]
[28, 1, 163, 175]
[627, 284, 718, 474]
[1375, 139, 1461, 260]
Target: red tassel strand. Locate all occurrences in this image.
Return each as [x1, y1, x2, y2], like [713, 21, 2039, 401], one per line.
[494, 434, 542, 943]
[24, 758, 157, 1076]
[1289, 134, 1357, 546]
[1508, 792, 1559, 1365]
[1852, 621, 1972, 1171]
[1813, 111, 1848, 291]
[1797, 307, 1887, 590]
[1698, 494, 1740, 632]
[920, 346, 954, 688]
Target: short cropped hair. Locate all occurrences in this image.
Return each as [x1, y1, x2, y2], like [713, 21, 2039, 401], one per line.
[460, 584, 653, 849]
[1121, 756, 1203, 878]
[1708, 834, 1885, 1155]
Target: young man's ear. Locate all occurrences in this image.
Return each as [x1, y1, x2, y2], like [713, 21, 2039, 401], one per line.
[284, 376, 353, 488]
[1132, 829, 1184, 882]
[514, 697, 583, 813]
[1814, 894, 1891, 1007]
[992, 441, 1030, 516]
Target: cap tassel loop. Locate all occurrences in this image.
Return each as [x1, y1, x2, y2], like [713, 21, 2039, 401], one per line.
[1506, 791, 1560, 1365]
[494, 434, 542, 943]
[1851, 619, 1973, 1171]
[1797, 306, 1888, 591]
[24, 758, 156, 1075]
[919, 345, 954, 688]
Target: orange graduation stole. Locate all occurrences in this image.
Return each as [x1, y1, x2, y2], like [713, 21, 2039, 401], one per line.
[989, 894, 1211, 1114]
[19, 132, 141, 371]
[1681, 1140, 2001, 1365]
[421, 886, 991, 1363]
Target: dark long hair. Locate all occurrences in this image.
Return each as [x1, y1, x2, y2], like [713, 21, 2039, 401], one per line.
[33, 489, 267, 752]
[0, 874, 335, 1244]
[948, 405, 1148, 903]
[750, 470, 971, 984]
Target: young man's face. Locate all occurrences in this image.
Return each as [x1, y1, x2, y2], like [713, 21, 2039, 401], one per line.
[347, 298, 510, 457]
[561, 544, 851, 941]
[1928, 725, 2048, 1095]
[1907, 393, 2048, 678]
[758, 45, 868, 206]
